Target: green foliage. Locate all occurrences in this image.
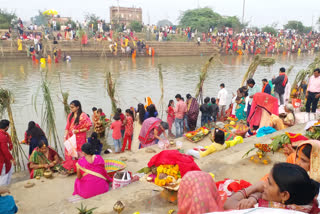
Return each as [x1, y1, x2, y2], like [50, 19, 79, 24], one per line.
[129, 21, 143, 32]
[157, 19, 173, 27]
[261, 26, 277, 36]
[306, 126, 320, 140]
[66, 20, 77, 29]
[0, 9, 16, 29]
[31, 11, 49, 26]
[85, 13, 100, 31]
[284, 20, 310, 33]
[179, 7, 245, 32]
[270, 134, 290, 152]
[77, 203, 97, 214]
[56, 22, 61, 31]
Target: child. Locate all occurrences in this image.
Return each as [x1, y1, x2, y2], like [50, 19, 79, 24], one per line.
[200, 97, 211, 126]
[121, 109, 134, 152]
[117, 108, 125, 138]
[87, 132, 102, 155]
[187, 128, 226, 159]
[166, 100, 175, 137]
[110, 113, 122, 153]
[210, 98, 219, 122]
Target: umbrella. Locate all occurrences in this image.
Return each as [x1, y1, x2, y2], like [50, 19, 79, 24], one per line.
[43, 10, 58, 16]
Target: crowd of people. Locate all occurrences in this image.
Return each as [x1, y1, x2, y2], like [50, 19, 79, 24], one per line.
[1, 62, 320, 212]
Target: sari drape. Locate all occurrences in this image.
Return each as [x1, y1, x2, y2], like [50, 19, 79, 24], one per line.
[178, 171, 223, 214]
[63, 112, 92, 171]
[73, 155, 112, 199]
[187, 98, 199, 131]
[28, 147, 63, 178]
[138, 117, 162, 148]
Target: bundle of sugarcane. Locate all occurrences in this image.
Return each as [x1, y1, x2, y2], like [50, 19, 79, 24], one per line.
[0, 88, 27, 171]
[33, 75, 63, 154]
[58, 74, 70, 119]
[240, 55, 276, 86]
[286, 65, 294, 76]
[291, 55, 320, 98]
[195, 51, 220, 103]
[105, 72, 117, 114]
[158, 64, 164, 119]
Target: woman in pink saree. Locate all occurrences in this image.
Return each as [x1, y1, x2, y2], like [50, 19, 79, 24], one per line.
[73, 143, 112, 199]
[63, 100, 92, 172]
[138, 117, 168, 149]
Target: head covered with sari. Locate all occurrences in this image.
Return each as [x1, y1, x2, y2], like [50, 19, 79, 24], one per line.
[295, 140, 320, 182]
[178, 171, 223, 214]
[145, 96, 154, 109]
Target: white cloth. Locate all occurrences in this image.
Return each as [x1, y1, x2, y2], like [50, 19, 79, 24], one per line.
[217, 88, 228, 106]
[284, 82, 291, 104]
[0, 163, 13, 186]
[231, 97, 237, 115]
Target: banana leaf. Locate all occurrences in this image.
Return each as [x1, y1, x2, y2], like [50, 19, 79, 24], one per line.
[270, 134, 290, 152]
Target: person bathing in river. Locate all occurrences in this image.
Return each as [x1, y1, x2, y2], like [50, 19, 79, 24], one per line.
[138, 117, 168, 149]
[28, 141, 65, 178]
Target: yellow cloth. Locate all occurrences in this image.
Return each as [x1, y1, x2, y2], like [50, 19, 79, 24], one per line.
[200, 142, 226, 158]
[17, 39, 22, 51]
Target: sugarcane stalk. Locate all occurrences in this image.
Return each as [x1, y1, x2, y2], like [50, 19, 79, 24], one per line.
[158, 64, 164, 119]
[105, 72, 117, 114]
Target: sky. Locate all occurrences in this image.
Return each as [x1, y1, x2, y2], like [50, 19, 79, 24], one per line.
[1, 0, 320, 28]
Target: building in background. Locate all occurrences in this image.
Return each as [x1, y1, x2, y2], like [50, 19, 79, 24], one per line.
[110, 6, 142, 25]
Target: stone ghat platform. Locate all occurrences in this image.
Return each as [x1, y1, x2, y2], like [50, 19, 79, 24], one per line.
[0, 40, 218, 59]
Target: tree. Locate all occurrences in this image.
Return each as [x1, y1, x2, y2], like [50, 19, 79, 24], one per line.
[129, 21, 143, 32]
[157, 19, 173, 27]
[31, 11, 49, 26]
[261, 25, 277, 35]
[179, 7, 222, 32]
[179, 7, 245, 32]
[284, 20, 305, 32]
[85, 13, 100, 31]
[0, 9, 16, 29]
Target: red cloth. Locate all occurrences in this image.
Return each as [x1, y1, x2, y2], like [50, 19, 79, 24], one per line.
[147, 150, 201, 177]
[0, 129, 13, 173]
[227, 180, 252, 192]
[247, 92, 278, 128]
[279, 73, 288, 87]
[120, 113, 125, 130]
[286, 133, 309, 143]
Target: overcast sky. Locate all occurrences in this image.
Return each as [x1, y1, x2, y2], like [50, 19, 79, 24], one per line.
[1, 0, 319, 28]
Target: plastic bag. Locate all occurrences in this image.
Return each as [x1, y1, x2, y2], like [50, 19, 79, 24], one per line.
[64, 134, 77, 158]
[158, 139, 170, 150]
[112, 170, 131, 190]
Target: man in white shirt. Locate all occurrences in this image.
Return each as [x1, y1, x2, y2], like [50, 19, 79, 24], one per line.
[217, 83, 228, 120]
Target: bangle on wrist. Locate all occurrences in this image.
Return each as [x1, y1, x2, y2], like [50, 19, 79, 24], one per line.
[249, 195, 258, 203]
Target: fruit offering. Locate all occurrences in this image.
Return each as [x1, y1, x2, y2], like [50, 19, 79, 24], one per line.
[184, 127, 210, 142]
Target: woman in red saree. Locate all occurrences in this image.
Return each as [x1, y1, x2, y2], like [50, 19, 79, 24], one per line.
[186, 94, 199, 131]
[63, 100, 92, 172]
[138, 117, 168, 149]
[167, 100, 175, 137]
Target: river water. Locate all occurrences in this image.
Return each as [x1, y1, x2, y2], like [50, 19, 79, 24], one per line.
[0, 54, 315, 148]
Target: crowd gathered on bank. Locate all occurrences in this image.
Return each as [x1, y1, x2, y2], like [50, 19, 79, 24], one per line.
[1, 65, 320, 213]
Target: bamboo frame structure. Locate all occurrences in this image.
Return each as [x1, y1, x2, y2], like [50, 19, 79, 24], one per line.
[195, 51, 220, 104]
[33, 72, 64, 154]
[0, 88, 27, 171]
[240, 55, 275, 87]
